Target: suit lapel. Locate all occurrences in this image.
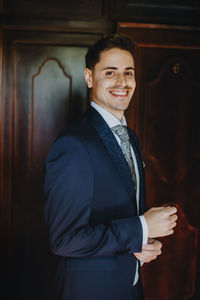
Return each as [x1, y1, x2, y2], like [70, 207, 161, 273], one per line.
[128, 128, 146, 214]
[86, 107, 135, 199]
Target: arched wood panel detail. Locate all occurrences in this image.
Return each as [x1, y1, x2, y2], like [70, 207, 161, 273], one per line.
[29, 57, 72, 174]
[144, 57, 200, 184]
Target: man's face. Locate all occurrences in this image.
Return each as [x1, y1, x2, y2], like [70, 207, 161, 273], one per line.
[84, 48, 136, 120]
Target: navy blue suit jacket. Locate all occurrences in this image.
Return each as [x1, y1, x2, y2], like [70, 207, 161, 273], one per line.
[44, 107, 146, 300]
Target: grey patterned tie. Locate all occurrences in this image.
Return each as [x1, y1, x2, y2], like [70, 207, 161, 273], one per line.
[112, 125, 137, 190]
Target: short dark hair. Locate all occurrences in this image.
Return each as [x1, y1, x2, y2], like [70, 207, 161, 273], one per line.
[85, 33, 136, 70]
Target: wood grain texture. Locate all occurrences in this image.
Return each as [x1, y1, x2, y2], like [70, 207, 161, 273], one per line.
[2, 29, 104, 300]
[142, 204, 199, 300]
[118, 22, 200, 300]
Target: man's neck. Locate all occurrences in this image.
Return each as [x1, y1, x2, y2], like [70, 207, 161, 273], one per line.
[91, 102, 124, 122]
[90, 101, 127, 128]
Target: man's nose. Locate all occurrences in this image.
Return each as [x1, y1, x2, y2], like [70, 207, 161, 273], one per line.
[115, 73, 127, 87]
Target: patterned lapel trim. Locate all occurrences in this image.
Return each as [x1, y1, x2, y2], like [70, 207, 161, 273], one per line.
[86, 107, 135, 199]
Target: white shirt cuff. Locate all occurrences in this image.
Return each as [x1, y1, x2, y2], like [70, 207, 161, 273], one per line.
[138, 215, 148, 267]
[139, 215, 148, 245]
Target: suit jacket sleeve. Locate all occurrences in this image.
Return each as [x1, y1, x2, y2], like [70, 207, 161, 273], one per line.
[44, 135, 143, 258]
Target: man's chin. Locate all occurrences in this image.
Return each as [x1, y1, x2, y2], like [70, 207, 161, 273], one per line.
[114, 100, 131, 111]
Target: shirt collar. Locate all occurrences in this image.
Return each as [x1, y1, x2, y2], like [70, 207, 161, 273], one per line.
[90, 101, 127, 129]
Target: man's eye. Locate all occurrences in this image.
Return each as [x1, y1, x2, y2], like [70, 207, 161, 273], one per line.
[125, 71, 134, 77]
[105, 71, 114, 76]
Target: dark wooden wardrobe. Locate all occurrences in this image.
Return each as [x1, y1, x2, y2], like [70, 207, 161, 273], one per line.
[0, 1, 199, 299]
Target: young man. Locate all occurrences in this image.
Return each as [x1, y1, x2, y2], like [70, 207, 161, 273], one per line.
[44, 34, 177, 300]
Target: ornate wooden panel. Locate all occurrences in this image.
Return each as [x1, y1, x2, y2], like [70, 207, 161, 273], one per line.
[118, 23, 200, 300]
[29, 57, 72, 173]
[144, 57, 200, 186]
[2, 29, 103, 300]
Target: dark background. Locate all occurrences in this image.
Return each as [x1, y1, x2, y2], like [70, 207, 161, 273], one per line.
[0, 1, 200, 299]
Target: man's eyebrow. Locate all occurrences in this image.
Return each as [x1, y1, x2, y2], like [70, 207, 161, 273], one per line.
[125, 67, 135, 70]
[102, 67, 117, 70]
[102, 67, 135, 70]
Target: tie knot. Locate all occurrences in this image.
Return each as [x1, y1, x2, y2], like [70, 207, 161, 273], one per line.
[112, 125, 129, 142]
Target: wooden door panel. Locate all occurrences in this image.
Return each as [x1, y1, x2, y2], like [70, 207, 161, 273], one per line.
[2, 30, 102, 300]
[141, 48, 200, 300]
[14, 44, 88, 175]
[139, 46, 200, 228]
[118, 23, 200, 300]
[12, 44, 88, 299]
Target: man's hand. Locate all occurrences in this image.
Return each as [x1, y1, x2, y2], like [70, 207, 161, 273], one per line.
[144, 206, 178, 238]
[134, 239, 162, 263]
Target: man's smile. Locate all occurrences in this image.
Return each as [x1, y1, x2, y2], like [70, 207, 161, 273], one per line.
[109, 90, 129, 97]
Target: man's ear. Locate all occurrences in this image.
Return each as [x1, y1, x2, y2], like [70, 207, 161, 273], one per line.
[84, 68, 93, 88]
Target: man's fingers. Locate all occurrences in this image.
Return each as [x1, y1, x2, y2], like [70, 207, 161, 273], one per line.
[134, 249, 162, 263]
[134, 253, 152, 262]
[167, 206, 177, 215]
[142, 246, 162, 256]
[134, 253, 150, 263]
[142, 243, 162, 251]
[142, 248, 162, 256]
[164, 229, 174, 236]
[142, 239, 162, 251]
[143, 205, 178, 238]
[169, 221, 177, 229]
[169, 214, 178, 222]
[158, 228, 175, 237]
[142, 244, 154, 250]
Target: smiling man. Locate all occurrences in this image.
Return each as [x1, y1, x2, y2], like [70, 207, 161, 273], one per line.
[84, 47, 136, 119]
[44, 34, 177, 300]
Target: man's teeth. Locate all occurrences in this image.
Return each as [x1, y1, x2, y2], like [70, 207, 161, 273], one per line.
[111, 91, 128, 95]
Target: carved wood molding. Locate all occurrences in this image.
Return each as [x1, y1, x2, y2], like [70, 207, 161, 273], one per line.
[0, 18, 112, 34]
[143, 57, 200, 184]
[29, 57, 72, 173]
[118, 22, 200, 31]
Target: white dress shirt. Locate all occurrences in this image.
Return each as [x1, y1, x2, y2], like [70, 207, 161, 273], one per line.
[91, 101, 148, 285]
